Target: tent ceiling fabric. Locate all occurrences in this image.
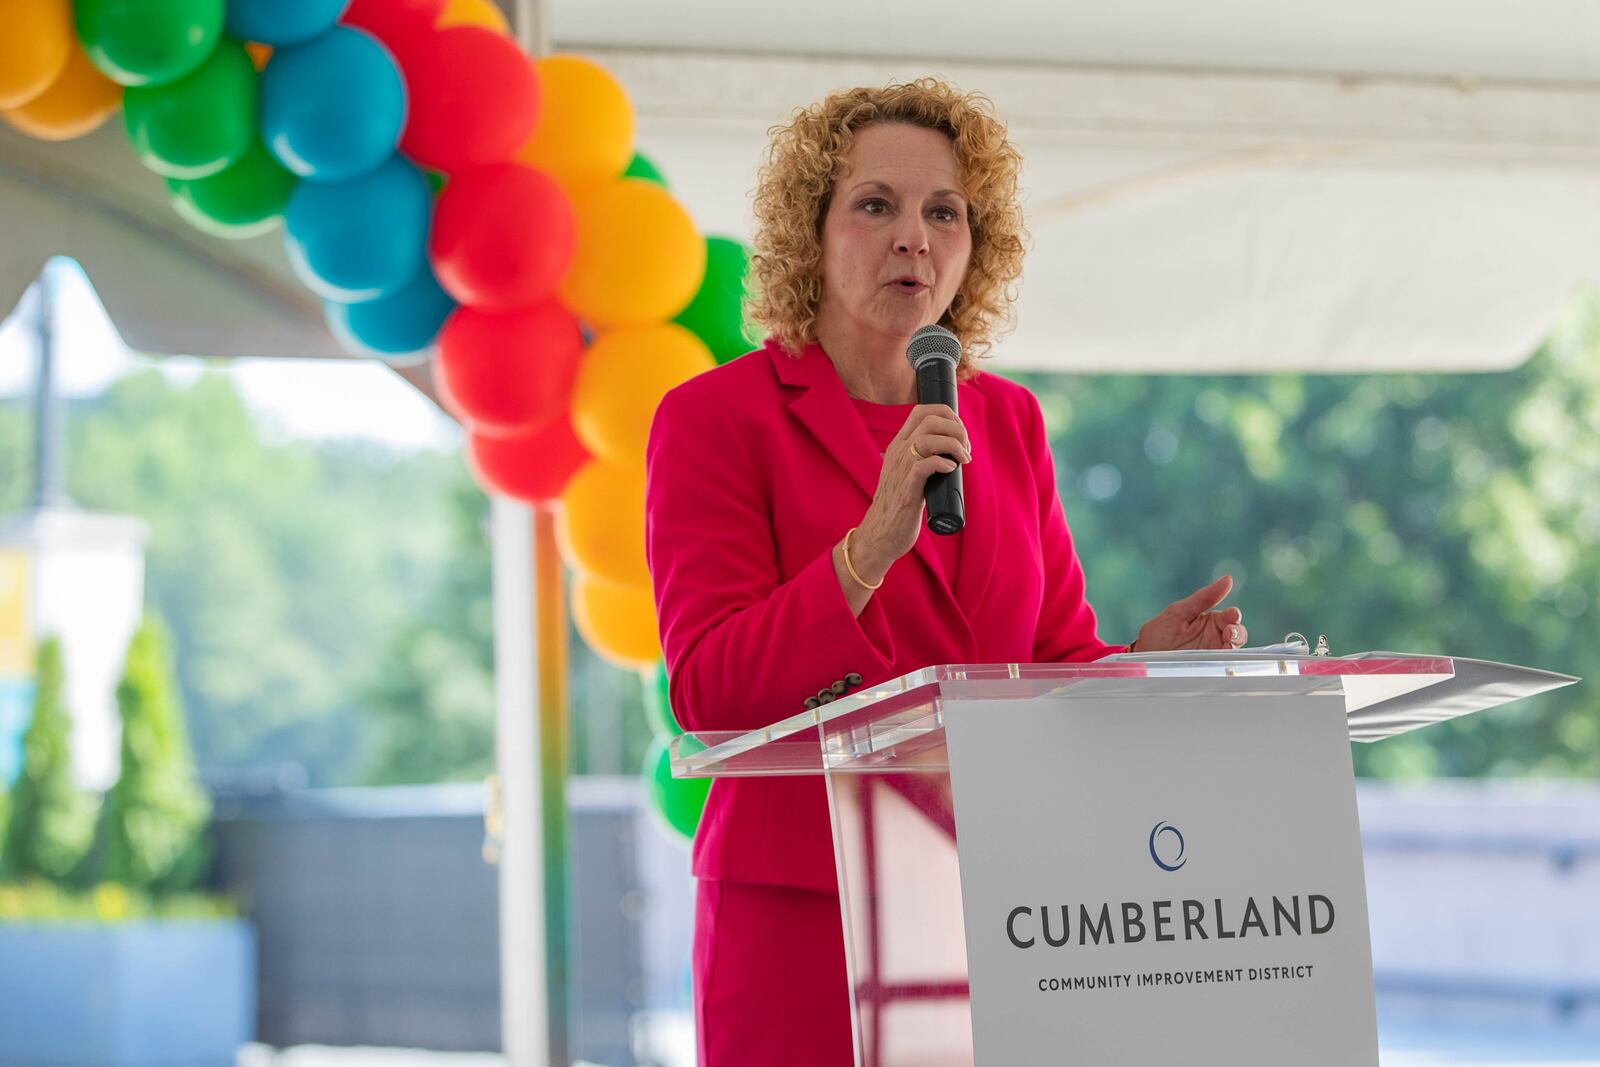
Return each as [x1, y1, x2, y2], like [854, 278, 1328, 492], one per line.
[602, 45, 1600, 372]
[552, 0, 1600, 85]
[0, 123, 338, 362]
[5, 1, 1600, 372]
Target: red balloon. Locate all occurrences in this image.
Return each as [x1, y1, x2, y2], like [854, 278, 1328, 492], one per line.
[429, 163, 574, 308]
[437, 300, 583, 436]
[468, 417, 590, 504]
[429, 357, 467, 421]
[341, 0, 443, 55]
[432, 355, 536, 439]
[398, 26, 538, 171]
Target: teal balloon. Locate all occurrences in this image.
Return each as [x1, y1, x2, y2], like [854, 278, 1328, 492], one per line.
[225, 0, 350, 46]
[325, 265, 456, 362]
[168, 140, 297, 239]
[644, 736, 709, 842]
[77, 0, 226, 87]
[641, 661, 682, 738]
[260, 26, 406, 182]
[123, 38, 256, 180]
[673, 236, 758, 363]
[284, 154, 431, 301]
[622, 152, 667, 188]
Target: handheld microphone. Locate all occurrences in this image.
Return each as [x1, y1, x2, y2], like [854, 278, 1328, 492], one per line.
[906, 324, 964, 535]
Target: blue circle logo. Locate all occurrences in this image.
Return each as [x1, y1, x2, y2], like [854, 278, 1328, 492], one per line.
[1149, 821, 1186, 872]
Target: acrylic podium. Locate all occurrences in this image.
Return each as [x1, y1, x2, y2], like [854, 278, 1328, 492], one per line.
[670, 653, 1575, 1067]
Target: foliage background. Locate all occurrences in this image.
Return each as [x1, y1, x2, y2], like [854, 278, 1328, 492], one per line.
[1, 293, 1594, 787]
[0, 366, 649, 788]
[1014, 294, 1599, 779]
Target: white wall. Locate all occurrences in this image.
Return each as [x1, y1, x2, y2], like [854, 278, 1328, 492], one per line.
[1359, 780, 1600, 1031]
[0, 506, 147, 792]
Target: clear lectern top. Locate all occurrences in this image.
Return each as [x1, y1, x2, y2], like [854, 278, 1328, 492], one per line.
[670, 655, 1483, 778]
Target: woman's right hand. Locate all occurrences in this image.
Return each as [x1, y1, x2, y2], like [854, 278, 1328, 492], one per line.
[850, 403, 972, 580]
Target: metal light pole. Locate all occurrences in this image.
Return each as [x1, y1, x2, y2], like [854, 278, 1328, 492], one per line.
[492, 499, 572, 1067]
[494, 3, 572, 1065]
[31, 263, 70, 511]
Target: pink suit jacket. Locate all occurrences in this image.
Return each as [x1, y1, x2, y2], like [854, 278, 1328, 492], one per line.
[645, 338, 1124, 893]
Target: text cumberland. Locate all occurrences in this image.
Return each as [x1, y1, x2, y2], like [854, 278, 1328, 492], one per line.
[1005, 893, 1336, 950]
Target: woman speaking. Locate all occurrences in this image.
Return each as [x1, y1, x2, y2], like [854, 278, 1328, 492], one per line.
[644, 78, 1247, 1065]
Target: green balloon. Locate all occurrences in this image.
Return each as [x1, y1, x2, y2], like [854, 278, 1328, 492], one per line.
[168, 141, 297, 239]
[674, 236, 759, 364]
[644, 735, 709, 842]
[640, 660, 683, 737]
[623, 152, 668, 188]
[425, 169, 448, 196]
[124, 38, 255, 180]
[77, 0, 226, 88]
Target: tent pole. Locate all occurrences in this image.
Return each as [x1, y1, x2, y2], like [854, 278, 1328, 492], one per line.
[513, 0, 551, 62]
[492, 497, 572, 1067]
[496, 9, 568, 1067]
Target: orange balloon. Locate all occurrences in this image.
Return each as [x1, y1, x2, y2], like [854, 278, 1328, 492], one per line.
[1, 40, 122, 141]
[515, 55, 633, 191]
[0, 0, 72, 109]
[436, 0, 509, 33]
[570, 323, 714, 467]
[245, 42, 273, 70]
[557, 461, 648, 586]
[558, 179, 706, 329]
[572, 574, 660, 669]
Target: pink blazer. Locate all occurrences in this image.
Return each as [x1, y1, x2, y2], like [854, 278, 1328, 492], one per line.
[645, 338, 1124, 893]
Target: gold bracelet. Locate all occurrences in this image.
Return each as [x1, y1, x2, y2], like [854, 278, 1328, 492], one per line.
[841, 526, 884, 591]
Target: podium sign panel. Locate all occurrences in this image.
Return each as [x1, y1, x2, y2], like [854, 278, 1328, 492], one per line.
[945, 692, 1378, 1066]
[673, 656, 1574, 1066]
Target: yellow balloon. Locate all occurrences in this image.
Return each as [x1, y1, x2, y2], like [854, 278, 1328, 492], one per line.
[0, 0, 72, 109]
[558, 461, 649, 587]
[572, 574, 660, 669]
[571, 323, 715, 467]
[436, 0, 509, 33]
[515, 55, 633, 191]
[558, 179, 707, 329]
[2, 40, 122, 141]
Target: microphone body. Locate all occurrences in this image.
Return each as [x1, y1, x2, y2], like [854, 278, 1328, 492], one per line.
[906, 325, 964, 535]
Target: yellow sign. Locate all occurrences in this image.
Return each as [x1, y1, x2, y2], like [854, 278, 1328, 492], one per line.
[0, 548, 31, 677]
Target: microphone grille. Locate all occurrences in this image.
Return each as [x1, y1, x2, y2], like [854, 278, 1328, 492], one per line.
[906, 324, 962, 368]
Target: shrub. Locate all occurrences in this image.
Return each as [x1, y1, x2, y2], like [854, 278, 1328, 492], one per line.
[1, 637, 93, 882]
[100, 616, 211, 895]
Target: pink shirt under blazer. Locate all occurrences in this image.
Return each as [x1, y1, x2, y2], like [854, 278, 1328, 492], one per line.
[645, 338, 1124, 895]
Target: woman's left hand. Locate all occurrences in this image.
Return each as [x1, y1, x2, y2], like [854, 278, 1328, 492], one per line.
[1129, 575, 1247, 652]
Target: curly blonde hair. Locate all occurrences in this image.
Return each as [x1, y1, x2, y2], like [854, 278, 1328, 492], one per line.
[747, 77, 1028, 375]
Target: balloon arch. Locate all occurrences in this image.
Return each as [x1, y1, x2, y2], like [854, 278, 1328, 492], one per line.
[1, 0, 744, 837]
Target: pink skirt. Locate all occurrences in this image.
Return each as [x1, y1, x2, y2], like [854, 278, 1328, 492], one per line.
[693, 878, 855, 1065]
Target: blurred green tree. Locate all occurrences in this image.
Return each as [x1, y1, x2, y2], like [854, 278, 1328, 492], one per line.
[361, 477, 497, 784]
[1, 636, 94, 881]
[38, 369, 461, 785]
[101, 615, 210, 893]
[358, 476, 654, 784]
[1016, 291, 1600, 778]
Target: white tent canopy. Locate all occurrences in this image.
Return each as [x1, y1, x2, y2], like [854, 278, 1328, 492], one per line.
[6, 0, 1600, 373]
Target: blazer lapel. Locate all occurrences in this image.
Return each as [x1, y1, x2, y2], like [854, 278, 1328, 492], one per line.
[776, 345, 884, 504]
[770, 341, 995, 654]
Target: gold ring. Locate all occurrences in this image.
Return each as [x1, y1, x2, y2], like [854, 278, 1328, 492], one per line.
[910, 442, 926, 459]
